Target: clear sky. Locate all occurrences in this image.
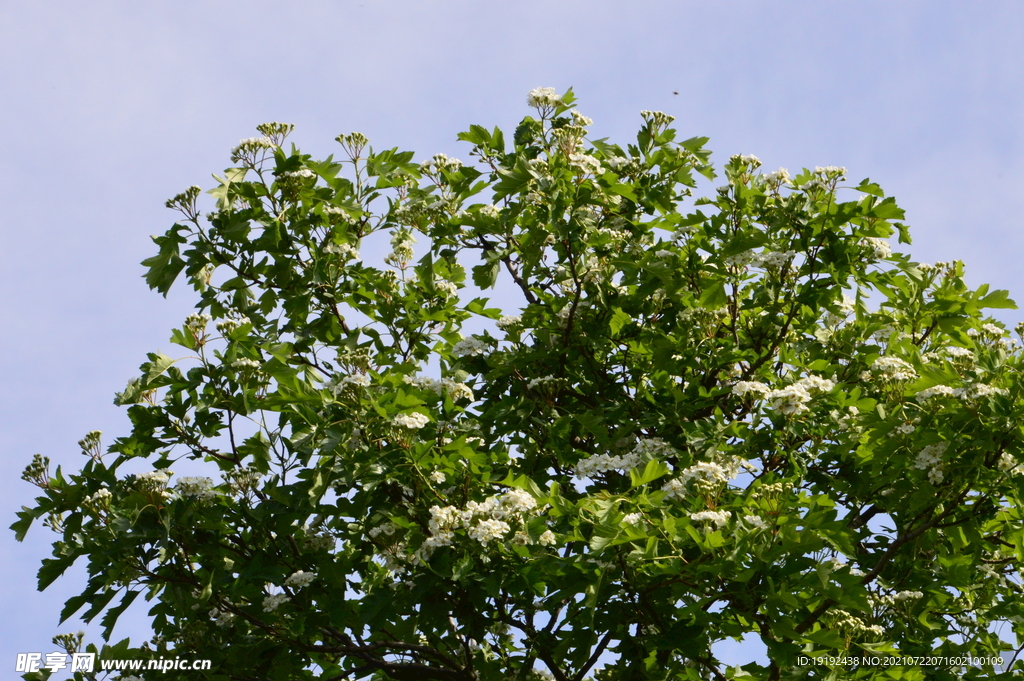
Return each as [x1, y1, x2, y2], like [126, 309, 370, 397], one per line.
[3, 0, 1023, 671]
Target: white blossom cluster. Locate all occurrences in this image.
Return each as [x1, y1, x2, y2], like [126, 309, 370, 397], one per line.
[136, 470, 173, 492]
[452, 336, 491, 358]
[943, 346, 974, 361]
[733, 380, 770, 397]
[622, 512, 643, 525]
[185, 313, 211, 333]
[914, 442, 948, 484]
[764, 375, 834, 416]
[216, 315, 251, 335]
[280, 168, 315, 180]
[263, 594, 290, 613]
[568, 152, 603, 175]
[368, 521, 399, 539]
[402, 374, 474, 401]
[743, 514, 768, 529]
[84, 487, 112, 509]
[861, 237, 892, 260]
[284, 570, 316, 588]
[479, 204, 501, 219]
[330, 373, 371, 393]
[419, 488, 541, 560]
[301, 526, 336, 552]
[497, 315, 522, 330]
[815, 165, 847, 178]
[231, 136, 274, 162]
[434, 280, 458, 298]
[689, 510, 730, 531]
[527, 375, 558, 389]
[393, 412, 430, 430]
[866, 356, 916, 382]
[575, 438, 677, 478]
[385, 230, 417, 267]
[208, 607, 236, 627]
[829, 609, 884, 637]
[763, 167, 791, 186]
[953, 383, 1007, 400]
[998, 452, 1019, 473]
[176, 476, 217, 503]
[323, 242, 360, 261]
[915, 385, 955, 403]
[232, 358, 262, 371]
[420, 153, 463, 175]
[731, 154, 761, 168]
[527, 87, 562, 109]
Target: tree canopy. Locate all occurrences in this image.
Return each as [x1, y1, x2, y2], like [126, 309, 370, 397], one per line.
[16, 88, 1024, 681]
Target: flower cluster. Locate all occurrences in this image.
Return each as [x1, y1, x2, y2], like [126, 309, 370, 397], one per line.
[393, 412, 430, 430]
[136, 470, 173, 492]
[216, 315, 250, 335]
[828, 609, 884, 637]
[452, 336, 491, 358]
[914, 442, 948, 484]
[866, 356, 916, 382]
[527, 87, 562, 109]
[284, 570, 316, 589]
[575, 438, 677, 478]
[689, 510, 730, 531]
[733, 380, 769, 397]
[323, 242, 360, 261]
[568, 152, 603, 175]
[953, 383, 1007, 400]
[419, 488, 540, 559]
[231, 136, 274, 163]
[176, 476, 217, 503]
[403, 374, 473, 401]
[763, 375, 834, 416]
[861, 238, 892, 260]
[263, 594, 290, 613]
[916, 385, 955, 403]
[497, 315, 522, 330]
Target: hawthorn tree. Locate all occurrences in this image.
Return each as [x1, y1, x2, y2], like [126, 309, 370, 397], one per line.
[16, 88, 1024, 681]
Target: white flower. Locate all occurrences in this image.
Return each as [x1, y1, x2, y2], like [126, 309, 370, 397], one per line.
[538, 530, 557, 546]
[452, 336, 491, 358]
[232, 358, 262, 371]
[209, 608, 236, 627]
[916, 385, 955, 402]
[893, 590, 924, 601]
[861, 237, 891, 260]
[322, 242, 359, 261]
[176, 477, 217, 502]
[869, 356, 917, 382]
[497, 315, 522, 330]
[284, 570, 316, 589]
[527, 87, 561, 108]
[733, 381, 770, 397]
[744, 514, 767, 529]
[430, 471, 447, 484]
[622, 513, 643, 525]
[467, 518, 511, 545]
[655, 250, 674, 259]
[944, 346, 974, 359]
[765, 383, 813, 415]
[999, 452, 1018, 473]
[263, 594, 290, 612]
[763, 167, 791, 185]
[568, 153, 603, 175]
[281, 168, 316, 180]
[689, 510, 730, 530]
[393, 412, 430, 429]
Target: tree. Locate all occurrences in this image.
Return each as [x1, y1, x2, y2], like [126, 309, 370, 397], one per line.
[15, 87, 1024, 681]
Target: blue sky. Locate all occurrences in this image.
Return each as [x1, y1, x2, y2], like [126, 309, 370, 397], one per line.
[3, 1, 1024, 671]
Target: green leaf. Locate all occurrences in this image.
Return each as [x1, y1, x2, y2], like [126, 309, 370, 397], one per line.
[630, 460, 670, 488]
[609, 308, 632, 337]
